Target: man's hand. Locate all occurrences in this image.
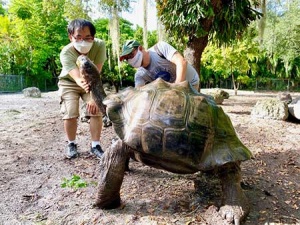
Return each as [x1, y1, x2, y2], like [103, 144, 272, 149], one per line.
[75, 77, 90, 93]
[86, 100, 99, 115]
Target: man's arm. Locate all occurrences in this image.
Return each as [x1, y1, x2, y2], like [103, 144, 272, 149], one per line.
[158, 41, 187, 83]
[170, 52, 187, 83]
[69, 68, 90, 93]
[96, 63, 103, 72]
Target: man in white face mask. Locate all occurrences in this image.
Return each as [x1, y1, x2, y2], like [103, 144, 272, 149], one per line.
[120, 40, 200, 91]
[58, 19, 107, 159]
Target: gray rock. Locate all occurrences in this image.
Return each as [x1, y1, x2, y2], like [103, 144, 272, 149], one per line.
[22, 87, 41, 98]
[251, 98, 289, 120]
[288, 97, 300, 120]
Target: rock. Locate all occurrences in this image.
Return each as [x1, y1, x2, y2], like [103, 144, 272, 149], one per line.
[206, 88, 229, 104]
[251, 98, 289, 120]
[288, 97, 300, 120]
[22, 87, 41, 98]
[277, 92, 292, 104]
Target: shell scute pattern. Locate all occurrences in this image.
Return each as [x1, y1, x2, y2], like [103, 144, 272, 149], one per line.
[104, 78, 252, 171]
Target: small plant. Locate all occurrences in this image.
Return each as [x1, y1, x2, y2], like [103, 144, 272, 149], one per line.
[61, 174, 88, 189]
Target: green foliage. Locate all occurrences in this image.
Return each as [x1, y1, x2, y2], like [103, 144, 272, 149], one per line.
[2, 0, 299, 92]
[98, 0, 131, 12]
[119, 18, 135, 42]
[202, 31, 260, 87]
[157, 0, 261, 45]
[212, 1, 261, 45]
[94, 17, 159, 88]
[0, 0, 68, 90]
[147, 30, 158, 48]
[119, 62, 136, 86]
[61, 174, 88, 189]
[133, 26, 158, 48]
[63, 0, 90, 21]
[262, 0, 300, 79]
[157, 0, 213, 39]
[0, 3, 6, 15]
[94, 18, 138, 87]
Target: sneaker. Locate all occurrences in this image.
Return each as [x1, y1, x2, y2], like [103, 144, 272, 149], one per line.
[66, 143, 79, 159]
[90, 145, 104, 158]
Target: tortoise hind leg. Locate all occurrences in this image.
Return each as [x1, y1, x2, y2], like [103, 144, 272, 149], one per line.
[218, 162, 250, 225]
[125, 157, 130, 172]
[95, 139, 129, 209]
[125, 150, 137, 171]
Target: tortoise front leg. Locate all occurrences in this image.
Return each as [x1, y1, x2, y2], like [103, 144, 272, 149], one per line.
[218, 162, 250, 225]
[95, 139, 129, 209]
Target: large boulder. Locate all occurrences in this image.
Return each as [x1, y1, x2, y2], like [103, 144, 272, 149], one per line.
[22, 87, 41, 98]
[251, 98, 289, 120]
[288, 97, 300, 120]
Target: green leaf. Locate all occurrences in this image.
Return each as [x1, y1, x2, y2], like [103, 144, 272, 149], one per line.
[61, 174, 88, 189]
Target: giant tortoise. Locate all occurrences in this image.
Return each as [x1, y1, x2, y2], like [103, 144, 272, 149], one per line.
[77, 55, 252, 225]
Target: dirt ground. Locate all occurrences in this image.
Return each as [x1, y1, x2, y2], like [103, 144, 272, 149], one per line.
[0, 89, 299, 225]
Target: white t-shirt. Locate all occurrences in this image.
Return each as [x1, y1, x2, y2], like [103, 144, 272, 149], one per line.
[134, 41, 199, 87]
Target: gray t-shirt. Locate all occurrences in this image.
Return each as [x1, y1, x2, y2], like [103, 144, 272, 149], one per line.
[134, 41, 199, 87]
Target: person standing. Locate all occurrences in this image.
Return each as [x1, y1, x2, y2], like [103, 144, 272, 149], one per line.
[58, 19, 106, 159]
[119, 40, 199, 90]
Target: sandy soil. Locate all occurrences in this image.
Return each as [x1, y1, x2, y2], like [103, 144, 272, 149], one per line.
[0, 89, 299, 225]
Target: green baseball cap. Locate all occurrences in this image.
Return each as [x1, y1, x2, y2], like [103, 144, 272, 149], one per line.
[120, 40, 140, 61]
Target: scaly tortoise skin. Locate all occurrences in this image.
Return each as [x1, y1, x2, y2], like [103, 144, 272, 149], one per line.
[77, 55, 252, 225]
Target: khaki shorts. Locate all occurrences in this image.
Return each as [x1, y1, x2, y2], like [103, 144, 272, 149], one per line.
[58, 79, 102, 120]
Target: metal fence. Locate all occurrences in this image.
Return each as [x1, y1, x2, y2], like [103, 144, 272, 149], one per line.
[0, 75, 24, 93]
[1, 74, 300, 93]
[208, 78, 300, 92]
[0, 75, 58, 93]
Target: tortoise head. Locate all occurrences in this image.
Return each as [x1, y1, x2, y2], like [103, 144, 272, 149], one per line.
[76, 55, 107, 115]
[76, 55, 99, 82]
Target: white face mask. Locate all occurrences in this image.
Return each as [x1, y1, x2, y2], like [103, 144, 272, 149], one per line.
[73, 41, 93, 54]
[127, 50, 143, 68]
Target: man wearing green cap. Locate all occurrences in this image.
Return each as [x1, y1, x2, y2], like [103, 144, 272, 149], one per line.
[120, 40, 199, 90]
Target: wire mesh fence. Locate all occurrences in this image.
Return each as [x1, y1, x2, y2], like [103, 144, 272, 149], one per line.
[1, 75, 300, 93]
[0, 75, 24, 93]
[205, 78, 300, 92]
[0, 75, 58, 93]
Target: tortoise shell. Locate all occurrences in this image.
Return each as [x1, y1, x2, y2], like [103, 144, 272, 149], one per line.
[104, 78, 251, 173]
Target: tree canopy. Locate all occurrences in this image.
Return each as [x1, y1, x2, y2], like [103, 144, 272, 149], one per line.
[0, 0, 299, 92]
[156, 0, 261, 90]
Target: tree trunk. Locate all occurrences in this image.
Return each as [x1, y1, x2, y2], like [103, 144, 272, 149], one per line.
[258, 0, 266, 45]
[109, 6, 120, 59]
[109, 4, 122, 88]
[183, 0, 223, 92]
[142, 0, 148, 49]
[184, 35, 209, 92]
[157, 18, 166, 42]
[231, 72, 238, 96]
